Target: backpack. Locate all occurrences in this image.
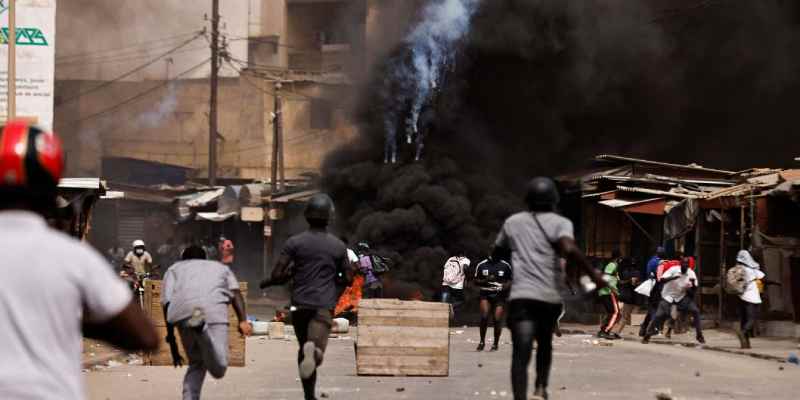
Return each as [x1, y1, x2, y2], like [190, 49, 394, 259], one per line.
[371, 254, 392, 275]
[725, 264, 747, 295]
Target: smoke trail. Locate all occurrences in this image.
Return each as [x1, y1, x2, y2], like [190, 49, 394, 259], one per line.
[138, 83, 178, 129]
[383, 0, 480, 163]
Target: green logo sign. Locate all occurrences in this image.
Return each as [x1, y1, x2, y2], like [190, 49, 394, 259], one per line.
[1, 27, 48, 46]
[0, 2, 49, 46]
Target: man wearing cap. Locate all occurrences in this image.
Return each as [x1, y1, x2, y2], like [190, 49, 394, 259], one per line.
[494, 177, 605, 400]
[0, 120, 158, 399]
[260, 193, 352, 400]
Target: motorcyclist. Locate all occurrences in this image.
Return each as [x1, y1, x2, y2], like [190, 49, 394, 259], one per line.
[125, 239, 153, 276]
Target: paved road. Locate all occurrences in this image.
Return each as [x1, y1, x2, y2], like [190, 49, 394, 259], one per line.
[86, 327, 798, 400]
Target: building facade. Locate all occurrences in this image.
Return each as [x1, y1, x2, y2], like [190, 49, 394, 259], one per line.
[54, 0, 417, 180]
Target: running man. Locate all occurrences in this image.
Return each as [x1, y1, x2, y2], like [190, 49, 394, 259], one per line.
[495, 177, 605, 400]
[161, 245, 251, 400]
[259, 193, 352, 400]
[597, 250, 621, 340]
[473, 249, 513, 351]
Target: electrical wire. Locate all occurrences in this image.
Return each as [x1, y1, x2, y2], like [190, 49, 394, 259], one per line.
[56, 44, 209, 68]
[56, 33, 205, 107]
[56, 30, 202, 62]
[65, 58, 211, 127]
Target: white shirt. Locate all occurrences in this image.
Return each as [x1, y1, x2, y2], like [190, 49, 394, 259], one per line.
[660, 268, 698, 303]
[442, 256, 471, 289]
[347, 248, 359, 264]
[0, 211, 132, 400]
[739, 266, 766, 304]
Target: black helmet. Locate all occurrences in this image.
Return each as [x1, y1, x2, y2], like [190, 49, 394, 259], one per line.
[305, 193, 335, 224]
[525, 177, 559, 210]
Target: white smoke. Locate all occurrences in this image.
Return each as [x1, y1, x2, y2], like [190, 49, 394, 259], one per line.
[384, 0, 480, 163]
[138, 83, 178, 129]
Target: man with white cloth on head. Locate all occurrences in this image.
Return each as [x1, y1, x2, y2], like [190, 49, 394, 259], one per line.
[735, 250, 766, 349]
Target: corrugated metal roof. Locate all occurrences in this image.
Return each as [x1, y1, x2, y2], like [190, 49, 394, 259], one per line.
[598, 197, 664, 208]
[616, 185, 700, 199]
[594, 155, 735, 175]
[58, 178, 104, 190]
[185, 188, 225, 208]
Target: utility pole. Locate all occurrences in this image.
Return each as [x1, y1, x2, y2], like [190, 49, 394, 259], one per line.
[208, 0, 219, 186]
[271, 82, 282, 192]
[7, 0, 16, 120]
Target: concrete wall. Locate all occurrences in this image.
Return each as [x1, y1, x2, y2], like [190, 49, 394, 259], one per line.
[55, 69, 265, 177]
[54, 0, 416, 179]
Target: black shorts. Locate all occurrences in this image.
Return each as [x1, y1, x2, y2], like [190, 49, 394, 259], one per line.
[479, 291, 508, 304]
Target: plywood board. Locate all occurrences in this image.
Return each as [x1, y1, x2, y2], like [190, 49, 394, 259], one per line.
[143, 280, 247, 367]
[356, 299, 450, 376]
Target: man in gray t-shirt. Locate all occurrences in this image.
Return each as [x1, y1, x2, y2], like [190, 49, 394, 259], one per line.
[495, 177, 604, 400]
[496, 212, 574, 304]
[161, 246, 251, 400]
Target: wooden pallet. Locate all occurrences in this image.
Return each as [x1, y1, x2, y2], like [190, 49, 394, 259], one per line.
[142, 280, 247, 367]
[356, 299, 450, 376]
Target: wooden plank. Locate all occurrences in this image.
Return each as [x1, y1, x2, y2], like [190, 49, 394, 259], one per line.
[359, 299, 450, 312]
[357, 346, 448, 357]
[358, 308, 449, 319]
[356, 355, 449, 376]
[358, 316, 449, 328]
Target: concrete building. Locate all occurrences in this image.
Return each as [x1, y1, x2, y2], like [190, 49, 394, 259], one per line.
[54, 0, 417, 180]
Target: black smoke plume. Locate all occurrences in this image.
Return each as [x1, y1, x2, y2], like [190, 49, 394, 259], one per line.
[323, 0, 800, 294]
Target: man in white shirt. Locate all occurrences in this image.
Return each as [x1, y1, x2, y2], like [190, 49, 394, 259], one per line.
[642, 257, 705, 344]
[735, 250, 766, 349]
[441, 254, 471, 305]
[0, 120, 159, 400]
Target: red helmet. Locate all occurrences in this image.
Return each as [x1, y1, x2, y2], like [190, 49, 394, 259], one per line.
[0, 120, 64, 194]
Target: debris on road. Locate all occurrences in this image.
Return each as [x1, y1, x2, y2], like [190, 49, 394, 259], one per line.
[788, 353, 799, 365]
[396, 387, 405, 392]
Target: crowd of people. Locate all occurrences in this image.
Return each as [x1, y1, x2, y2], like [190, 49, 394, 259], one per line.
[0, 121, 783, 400]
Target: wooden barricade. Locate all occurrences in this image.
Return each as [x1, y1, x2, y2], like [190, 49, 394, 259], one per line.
[142, 280, 247, 367]
[356, 299, 450, 376]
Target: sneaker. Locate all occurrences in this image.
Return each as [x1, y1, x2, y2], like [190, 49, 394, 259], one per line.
[554, 327, 563, 337]
[476, 342, 485, 351]
[186, 308, 206, 332]
[696, 335, 706, 345]
[641, 335, 651, 344]
[489, 344, 499, 352]
[299, 342, 317, 379]
[597, 331, 612, 340]
[610, 333, 622, 340]
[532, 385, 549, 400]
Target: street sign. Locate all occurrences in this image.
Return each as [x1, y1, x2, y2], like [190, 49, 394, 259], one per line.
[0, 0, 55, 128]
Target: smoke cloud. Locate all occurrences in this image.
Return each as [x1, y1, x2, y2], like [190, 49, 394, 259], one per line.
[325, 0, 800, 293]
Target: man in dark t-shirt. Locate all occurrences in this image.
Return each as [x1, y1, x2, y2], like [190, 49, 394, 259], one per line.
[260, 194, 351, 400]
[473, 254, 513, 351]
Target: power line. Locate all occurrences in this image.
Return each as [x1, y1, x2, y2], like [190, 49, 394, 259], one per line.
[65, 58, 211, 128]
[56, 44, 209, 68]
[56, 30, 202, 61]
[56, 33, 205, 107]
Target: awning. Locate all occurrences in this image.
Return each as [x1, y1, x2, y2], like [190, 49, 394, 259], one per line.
[58, 177, 104, 190]
[186, 188, 225, 207]
[196, 212, 237, 222]
[598, 197, 666, 215]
